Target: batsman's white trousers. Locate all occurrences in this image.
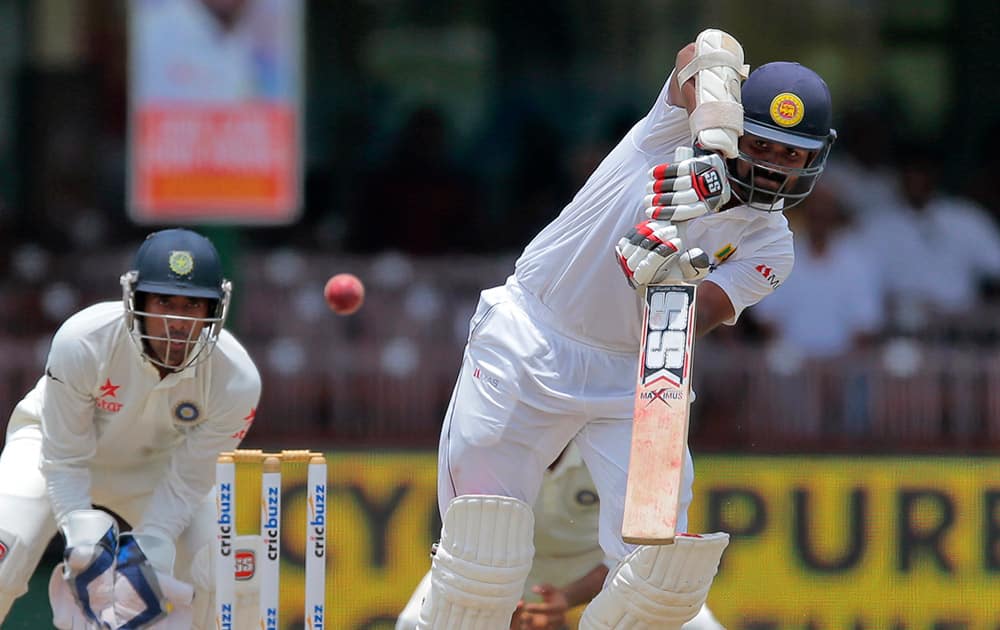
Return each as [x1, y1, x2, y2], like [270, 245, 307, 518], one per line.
[438, 279, 694, 562]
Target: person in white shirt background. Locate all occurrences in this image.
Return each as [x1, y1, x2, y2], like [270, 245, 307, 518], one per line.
[0, 228, 261, 629]
[755, 182, 883, 360]
[133, 0, 296, 104]
[413, 28, 837, 630]
[752, 182, 884, 437]
[858, 144, 1000, 332]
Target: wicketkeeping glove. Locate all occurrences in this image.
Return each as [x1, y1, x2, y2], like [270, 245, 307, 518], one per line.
[112, 533, 194, 630]
[644, 146, 731, 222]
[615, 220, 710, 288]
[59, 509, 119, 629]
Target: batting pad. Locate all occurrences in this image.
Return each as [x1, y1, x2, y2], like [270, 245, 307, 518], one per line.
[579, 532, 730, 630]
[416, 495, 534, 630]
[678, 29, 749, 159]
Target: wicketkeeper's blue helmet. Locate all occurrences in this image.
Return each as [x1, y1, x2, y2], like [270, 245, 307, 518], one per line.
[120, 228, 232, 371]
[730, 61, 837, 210]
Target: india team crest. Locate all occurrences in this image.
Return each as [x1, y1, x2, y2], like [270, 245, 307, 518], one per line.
[168, 250, 194, 276]
[769, 92, 805, 128]
[174, 401, 201, 423]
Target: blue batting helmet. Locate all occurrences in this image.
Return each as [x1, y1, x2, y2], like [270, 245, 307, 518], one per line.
[120, 229, 232, 371]
[730, 61, 837, 210]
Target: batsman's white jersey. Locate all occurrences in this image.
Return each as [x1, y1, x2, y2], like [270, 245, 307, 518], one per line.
[438, 71, 794, 564]
[0, 300, 259, 622]
[514, 74, 794, 352]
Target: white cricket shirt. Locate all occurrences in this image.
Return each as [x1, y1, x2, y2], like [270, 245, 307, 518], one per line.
[7, 301, 261, 541]
[513, 75, 795, 352]
[134, 0, 258, 102]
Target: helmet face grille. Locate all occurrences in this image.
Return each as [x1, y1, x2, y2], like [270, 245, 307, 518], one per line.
[727, 141, 833, 212]
[129, 308, 226, 371]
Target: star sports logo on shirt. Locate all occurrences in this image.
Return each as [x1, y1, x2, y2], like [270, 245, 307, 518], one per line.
[95, 378, 124, 413]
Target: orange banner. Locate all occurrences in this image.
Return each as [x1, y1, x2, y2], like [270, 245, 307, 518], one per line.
[131, 105, 297, 221]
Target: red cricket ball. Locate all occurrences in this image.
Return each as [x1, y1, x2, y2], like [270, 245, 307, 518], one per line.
[324, 273, 365, 315]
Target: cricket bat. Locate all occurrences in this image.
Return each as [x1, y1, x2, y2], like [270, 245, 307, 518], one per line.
[622, 280, 697, 544]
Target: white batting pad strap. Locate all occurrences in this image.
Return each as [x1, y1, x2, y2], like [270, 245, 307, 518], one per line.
[416, 495, 534, 629]
[579, 533, 729, 630]
[679, 28, 747, 158]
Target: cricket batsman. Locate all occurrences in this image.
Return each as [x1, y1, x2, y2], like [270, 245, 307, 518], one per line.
[416, 28, 836, 629]
[0, 228, 261, 628]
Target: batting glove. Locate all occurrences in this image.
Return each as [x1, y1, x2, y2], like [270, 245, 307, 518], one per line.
[59, 509, 119, 629]
[615, 220, 710, 287]
[644, 147, 731, 222]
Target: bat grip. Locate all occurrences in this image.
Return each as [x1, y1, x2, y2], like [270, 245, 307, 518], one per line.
[662, 220, 690, 283]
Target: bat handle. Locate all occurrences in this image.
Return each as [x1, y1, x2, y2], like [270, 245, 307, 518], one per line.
[661, 220, 690, 283]
[663, 145, 696, 283]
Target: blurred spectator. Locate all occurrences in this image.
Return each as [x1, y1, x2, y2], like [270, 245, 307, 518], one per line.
[822, 101, 903, 219]
[133, 0, 296, 103]
[964, 120, 1000, 222]
[501, 113, 571, 249]
[858, 143, 1000, 334]
[347, 105, 481, 255]
[753, 183, 884, 358]
[751, 183, 884, 436]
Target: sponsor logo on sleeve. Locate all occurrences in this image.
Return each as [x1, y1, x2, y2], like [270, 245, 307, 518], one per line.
[230, 407, 256, 440]
[756, 264, 781, 288]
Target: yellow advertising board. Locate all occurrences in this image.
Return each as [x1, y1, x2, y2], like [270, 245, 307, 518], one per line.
[232, 450, 439, 628]
[232, 452, 1000, 629]
[689, 456, 1000, 629]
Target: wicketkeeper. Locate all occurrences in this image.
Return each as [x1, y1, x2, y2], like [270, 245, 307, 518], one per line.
[0, 228, 262, 629]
